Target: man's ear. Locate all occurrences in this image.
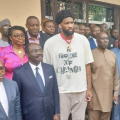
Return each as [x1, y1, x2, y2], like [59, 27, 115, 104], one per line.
[42, 26, 45, 31]
[25, 23, 28, 29]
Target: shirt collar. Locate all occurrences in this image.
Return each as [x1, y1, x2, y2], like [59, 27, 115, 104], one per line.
[27, 31, 40, 40]
[42, 31, 45, 33]
[29, 62, 42, 71]
[0, 81, 3, 86]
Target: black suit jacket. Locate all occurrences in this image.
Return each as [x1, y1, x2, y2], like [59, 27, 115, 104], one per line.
[25, 31, 50, 50]
[13, 62, 60, 120]
[107, 37, 116, 50]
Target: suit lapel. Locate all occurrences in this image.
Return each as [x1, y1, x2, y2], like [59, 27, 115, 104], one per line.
[24, 62, 43, 94]
[2, 79, 11, 117]
[39, 32, 44, 48]
[0, 102, 6, 117]
[91, 38, 97, 48]
[41, 62, 50, 93]
[25, 32, 29, 45]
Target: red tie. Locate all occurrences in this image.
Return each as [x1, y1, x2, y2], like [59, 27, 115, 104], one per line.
[115, 40, 118, 47]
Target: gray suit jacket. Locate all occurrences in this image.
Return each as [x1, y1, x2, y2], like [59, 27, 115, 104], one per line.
[0, 78, 22, 120]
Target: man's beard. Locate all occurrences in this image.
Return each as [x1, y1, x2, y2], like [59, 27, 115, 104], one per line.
[63, 28, 74, 36]
[111, 35, 118, 40]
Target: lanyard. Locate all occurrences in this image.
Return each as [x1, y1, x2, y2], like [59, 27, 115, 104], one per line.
[60, 33, 73, 52]
[60, 33, 73, 44]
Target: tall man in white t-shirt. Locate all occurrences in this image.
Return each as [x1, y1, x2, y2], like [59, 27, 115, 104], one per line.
[43, 10, 94, 120]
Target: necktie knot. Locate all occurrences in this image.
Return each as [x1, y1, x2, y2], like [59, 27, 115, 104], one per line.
[36, 67, 39, 71]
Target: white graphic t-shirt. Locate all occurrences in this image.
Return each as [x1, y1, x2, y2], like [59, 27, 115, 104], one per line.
[43, 33, 94, 93]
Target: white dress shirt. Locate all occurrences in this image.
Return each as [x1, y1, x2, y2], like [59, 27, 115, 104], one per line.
[29, 62, 45, 86]
[0, 81, 9, 116]
[93, 38, 98, 46]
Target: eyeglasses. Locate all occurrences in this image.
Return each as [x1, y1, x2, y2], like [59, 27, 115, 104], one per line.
[12, 34, 25, 39]
[2, 26, 11, 29]
[0, 66, 5, 71]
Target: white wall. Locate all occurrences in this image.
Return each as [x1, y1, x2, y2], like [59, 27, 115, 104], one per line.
[0, 0, 41, 37]
[95, 0, 120, 5]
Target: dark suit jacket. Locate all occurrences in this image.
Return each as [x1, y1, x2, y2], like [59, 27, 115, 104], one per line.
[25, 31, 50, 50]
[0, 78, 22, 120]
[89, 37, 97, 50]
[13, 62, 59, 120]
[107, 37, 116, 50]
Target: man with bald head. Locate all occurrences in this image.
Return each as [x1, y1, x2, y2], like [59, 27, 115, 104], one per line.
[89, 25, 100, 50]
[88, 32, 119, 120]
[0, 60, 22, 120]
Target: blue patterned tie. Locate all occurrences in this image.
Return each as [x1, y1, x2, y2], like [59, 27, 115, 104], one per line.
[35, 67, 44, 93]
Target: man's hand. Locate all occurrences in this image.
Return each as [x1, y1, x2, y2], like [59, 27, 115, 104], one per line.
[87, 101, 94, 110]
[85, 89, 92, 101]
[53, 114, 60, 120]
[113, 96, 119, 106]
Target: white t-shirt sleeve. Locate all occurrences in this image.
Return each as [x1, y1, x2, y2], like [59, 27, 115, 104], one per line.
[83, 37, 94, 64]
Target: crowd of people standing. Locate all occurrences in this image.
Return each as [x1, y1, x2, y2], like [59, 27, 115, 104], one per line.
[0, 9, 120, 120]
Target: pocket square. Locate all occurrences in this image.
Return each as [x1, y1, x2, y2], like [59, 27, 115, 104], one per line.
[11, 97, 15, 101]
[49, 76, 53, 79]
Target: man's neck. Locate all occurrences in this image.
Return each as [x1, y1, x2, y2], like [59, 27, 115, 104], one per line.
[1, 36, 8, 42]
[27, 31, 38, 40]
[111, 35, 117, 40]
[31, 36, 37, 40]
[29, 61, 41, 67]
[97, 47, 106, 52]
[92, 36, 96, 39]
[61, 32, 73, 40]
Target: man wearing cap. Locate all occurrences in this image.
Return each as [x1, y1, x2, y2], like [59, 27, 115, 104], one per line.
[0, 19, 11, 47]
